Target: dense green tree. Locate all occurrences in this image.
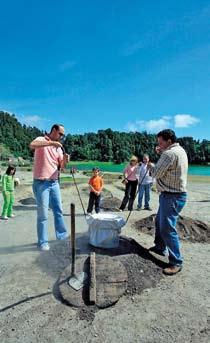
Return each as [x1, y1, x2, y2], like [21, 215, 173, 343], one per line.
[0, 111, 43, 160]
[1, 111, 210, 164]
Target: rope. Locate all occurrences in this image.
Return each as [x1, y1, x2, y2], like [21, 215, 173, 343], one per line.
[70, 168, 87, 217]
[125, 169, 149, 224]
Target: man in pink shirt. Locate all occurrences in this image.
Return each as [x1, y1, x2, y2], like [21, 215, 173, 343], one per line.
[30, 124, 69, 251]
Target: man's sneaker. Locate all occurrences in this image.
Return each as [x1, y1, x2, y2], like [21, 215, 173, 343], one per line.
[40, 243, 50, 251]
[8, 214, 15, 218]
[58, 235, 69, 241]
[148, 246, 166, 256]
[163, 265, 182, 275]
[136, 207, 142, 211]
[1, 216, 8, 220]
[144, 207, 152, 211]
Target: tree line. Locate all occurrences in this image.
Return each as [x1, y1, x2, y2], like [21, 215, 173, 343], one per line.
[0, 111, 210, 164]
[63, 129, 210, 164]
[0, 111, 43, 160]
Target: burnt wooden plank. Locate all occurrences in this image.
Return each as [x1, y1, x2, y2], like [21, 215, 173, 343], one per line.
[95, 255, 128, 308]
[89, 252, 96, 304]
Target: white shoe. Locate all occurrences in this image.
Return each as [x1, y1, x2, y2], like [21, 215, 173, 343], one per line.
[40, 244, 50, 251]
[1, 216, 8, 220]
[8, 214, 15, 218]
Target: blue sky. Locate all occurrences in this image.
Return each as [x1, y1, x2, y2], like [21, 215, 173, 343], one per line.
[0, 0, 209, 139]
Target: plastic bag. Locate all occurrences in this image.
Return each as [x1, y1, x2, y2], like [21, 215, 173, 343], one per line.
[87, 213, 126, 248]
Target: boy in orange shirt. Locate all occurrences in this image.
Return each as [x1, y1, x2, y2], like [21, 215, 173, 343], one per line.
[87, 167, 103, 214]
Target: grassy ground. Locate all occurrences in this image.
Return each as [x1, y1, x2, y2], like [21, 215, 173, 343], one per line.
[67, 161, 126, 173]
[188, 174, 210, 183]
[60, 176, 87, 184]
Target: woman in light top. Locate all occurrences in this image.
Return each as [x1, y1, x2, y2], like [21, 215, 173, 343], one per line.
[119, 156, 139, 211]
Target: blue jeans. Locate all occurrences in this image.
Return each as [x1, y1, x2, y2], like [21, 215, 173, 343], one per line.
[33, 179, 67, 247]
[138, 183, 151, 208]
[154, 192, 187, 266]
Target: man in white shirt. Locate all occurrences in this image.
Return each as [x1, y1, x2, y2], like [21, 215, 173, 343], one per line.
[137, 154, 153, 211]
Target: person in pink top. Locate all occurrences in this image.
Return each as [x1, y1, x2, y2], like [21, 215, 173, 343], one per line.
[119, 155, 139, 211]
[30, 124, 70, 251]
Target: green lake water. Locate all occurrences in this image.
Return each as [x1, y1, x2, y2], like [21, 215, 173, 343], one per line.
[68, 162, 210, 176]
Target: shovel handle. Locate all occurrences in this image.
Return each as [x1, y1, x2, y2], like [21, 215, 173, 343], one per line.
[71, 203, 76, 276]
[71, 168, 87, 217]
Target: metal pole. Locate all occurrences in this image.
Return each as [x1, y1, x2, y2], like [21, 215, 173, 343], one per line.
[125, 169, 149, 224]
[71, 203, 76, 276]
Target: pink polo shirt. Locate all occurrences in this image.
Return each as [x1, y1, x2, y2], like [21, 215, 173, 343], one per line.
[33, 136, 63, 180]
[124, 165, 138, 181]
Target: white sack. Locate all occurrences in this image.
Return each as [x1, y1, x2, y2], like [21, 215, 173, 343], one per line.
[87, 213, 126, 248]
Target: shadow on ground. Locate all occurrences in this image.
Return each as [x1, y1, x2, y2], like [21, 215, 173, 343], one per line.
[0, 243, 38, 255]
[13, 205, 37, 211]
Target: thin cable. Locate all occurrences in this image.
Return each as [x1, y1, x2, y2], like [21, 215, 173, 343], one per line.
[70, 168, 87, 217]
[125, 168, 149, 224]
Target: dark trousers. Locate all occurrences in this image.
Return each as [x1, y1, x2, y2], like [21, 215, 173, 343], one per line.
[120, 180, 138, 211]
[87, 192, 101, 214]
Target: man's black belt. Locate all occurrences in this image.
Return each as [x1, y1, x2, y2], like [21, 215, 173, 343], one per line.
[162, 191, 187, 195]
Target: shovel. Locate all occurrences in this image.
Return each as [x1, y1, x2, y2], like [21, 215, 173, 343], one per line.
[68, 203, 88, 291]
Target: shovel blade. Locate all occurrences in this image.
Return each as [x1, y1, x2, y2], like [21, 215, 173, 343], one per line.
[68, 272, 88, 291]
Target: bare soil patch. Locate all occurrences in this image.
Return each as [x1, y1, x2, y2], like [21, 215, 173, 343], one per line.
[19, 197, 36, 205]
[134, 214, 210, 243]
[100, 196, 122, 211]
[36, 237, 165, 322]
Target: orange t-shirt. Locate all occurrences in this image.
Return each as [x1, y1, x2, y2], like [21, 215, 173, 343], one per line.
[89, 175, 103, 192]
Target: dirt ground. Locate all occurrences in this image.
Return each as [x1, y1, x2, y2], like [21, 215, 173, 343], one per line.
[134, 214, 210, 243]
[0, 171, 210, 343]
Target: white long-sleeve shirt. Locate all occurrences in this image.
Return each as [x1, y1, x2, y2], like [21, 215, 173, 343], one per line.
[137, 163, 153, 185]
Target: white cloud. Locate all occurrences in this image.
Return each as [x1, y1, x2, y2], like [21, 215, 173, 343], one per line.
[16, 114, 51, 128]
[21, 115, 42, 125]
[126, 116, 172, 133]
[174, 114, 200, 128]
[138, 116, 172, 132]
[125, 122, 139, 132]
[59, 60, 76, 72]
[2, 110, 13, 115]
[126, 114, 200, 133]
[123, 40, 145, 56]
